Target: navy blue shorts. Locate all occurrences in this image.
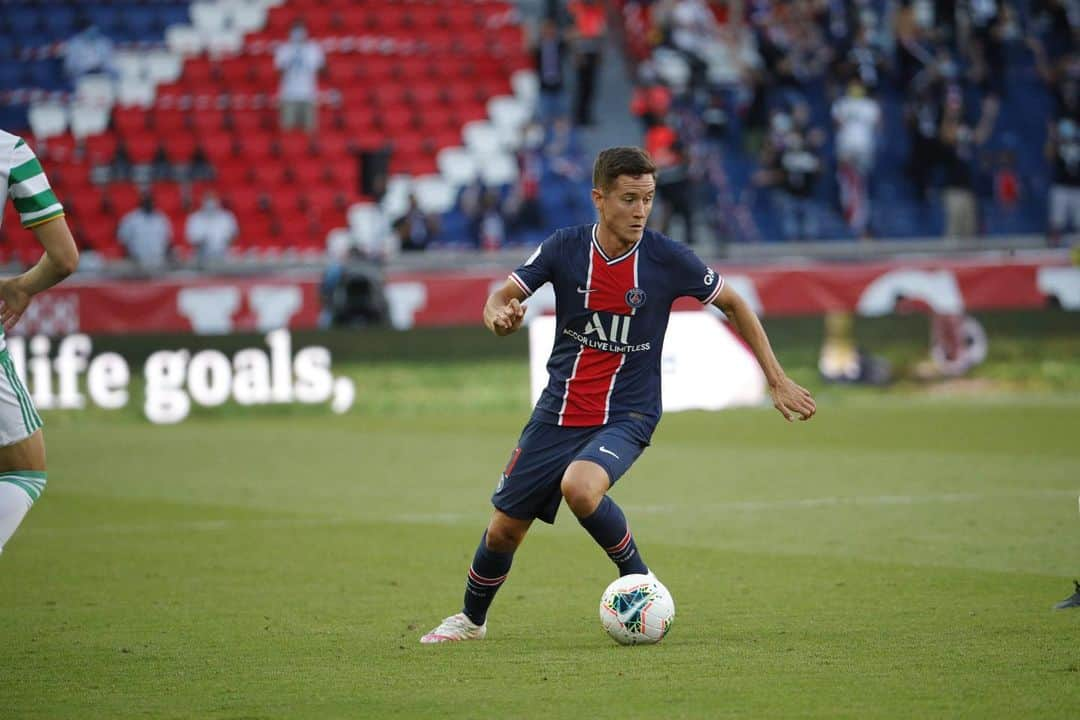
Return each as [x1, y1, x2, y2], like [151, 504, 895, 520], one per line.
[491, 419, 649, 524]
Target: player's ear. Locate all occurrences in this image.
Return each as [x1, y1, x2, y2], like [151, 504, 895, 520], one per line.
[591, 187, 603, 211]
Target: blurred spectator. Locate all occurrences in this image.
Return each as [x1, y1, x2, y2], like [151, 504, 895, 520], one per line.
[393, 194, 440, 252]
[630, 63, 673, 130]
[118, 194, 172, 269]
[274, 21, 325, 134]
[63, 22, 116, 82]
[648, 122, 696, 245]
[905, 74, 944, 202]
[1047, 118, 1080, 245]
[185, 192, 239, 264]
[756, 131, 822, 241]
[188, 144, 215, 182]
[832, 81, 881, 238]
[567, 0, 607, 126]
[667, 0, 719, 91]
[462, 185, 509, 251]
[533, 17, 568, 125]
[939, 89, 978, 240]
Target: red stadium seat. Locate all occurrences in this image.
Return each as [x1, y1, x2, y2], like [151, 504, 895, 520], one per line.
[198, 130, 236, 161]
[163, 134, 198, 165]
[151, 109, 189, 135]
[123, 134, 160, 164]
[277, 131, 310, 159]
[113, 107, 148, 135]
[106, 182, 142, 215]
[215, 157, 252, 185]
[83, 133, 119, 166]
[152, 183, 185, 216]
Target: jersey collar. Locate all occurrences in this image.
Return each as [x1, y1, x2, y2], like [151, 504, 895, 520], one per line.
[591, 224, 641, 266]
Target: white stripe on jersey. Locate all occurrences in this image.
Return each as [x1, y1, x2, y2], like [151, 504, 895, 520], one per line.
[560, 239, 595, 425]
[558, 346, 585, 426]
[8, 172, 50, 198]
[602, 353, 627, 424]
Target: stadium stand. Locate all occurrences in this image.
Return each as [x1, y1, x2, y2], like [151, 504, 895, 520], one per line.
[1, 0, 547, 263]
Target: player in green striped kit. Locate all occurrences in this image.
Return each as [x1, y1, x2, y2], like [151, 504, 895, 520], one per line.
[0, 130, 79, 556]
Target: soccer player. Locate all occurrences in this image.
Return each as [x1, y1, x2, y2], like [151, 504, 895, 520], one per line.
[0, 131, 80, 555]
[420, 147, 815, 643]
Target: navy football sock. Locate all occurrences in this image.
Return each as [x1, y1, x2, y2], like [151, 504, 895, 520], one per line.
[462, 531, 514, 626]
[578, 496, 648, 576]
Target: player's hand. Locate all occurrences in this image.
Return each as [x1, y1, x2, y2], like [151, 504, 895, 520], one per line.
[769, 377, 816, 422]
[492, 298, 526, 336]
[0, 278, 32, 332]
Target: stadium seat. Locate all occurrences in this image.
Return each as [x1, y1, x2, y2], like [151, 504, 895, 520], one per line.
[27, 104, 68, 140]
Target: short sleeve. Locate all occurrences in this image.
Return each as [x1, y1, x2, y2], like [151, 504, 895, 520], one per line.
[8, 139, 64, 228]
[668, 241, 724, 304]
[509, 233, 558, 297]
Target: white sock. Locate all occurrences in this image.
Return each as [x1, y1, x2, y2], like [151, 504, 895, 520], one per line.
[0, 479, 37, 554]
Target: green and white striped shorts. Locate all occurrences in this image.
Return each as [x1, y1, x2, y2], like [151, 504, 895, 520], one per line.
[0, 349, 43, 447]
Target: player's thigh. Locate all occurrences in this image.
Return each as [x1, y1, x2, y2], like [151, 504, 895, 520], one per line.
[572, 422, 647, 490]
[0, 431, 46, 473]
[491, 420, 597, 525]
[0, 352, 45, 471]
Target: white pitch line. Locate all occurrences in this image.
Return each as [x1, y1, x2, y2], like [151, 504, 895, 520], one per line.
[626, 489, 1079, 515]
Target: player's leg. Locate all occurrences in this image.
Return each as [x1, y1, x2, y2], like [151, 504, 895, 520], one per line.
[0, 431, 47, 555]
[462, 510, 531, 624]
[421, 420, 569, 643]
[562, 425, 649, 576]
[420, 510, 532, 644]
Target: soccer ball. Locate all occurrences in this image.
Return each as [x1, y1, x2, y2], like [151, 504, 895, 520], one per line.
[599, 573, 675, 645]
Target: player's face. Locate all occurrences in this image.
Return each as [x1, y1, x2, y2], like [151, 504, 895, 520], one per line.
[593, 174, 655, 248]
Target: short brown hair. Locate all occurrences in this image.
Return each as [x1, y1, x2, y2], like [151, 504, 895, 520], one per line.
[592, 146, 656, 192]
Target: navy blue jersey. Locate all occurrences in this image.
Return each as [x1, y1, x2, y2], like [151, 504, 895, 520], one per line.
[510, 224, 724, 437]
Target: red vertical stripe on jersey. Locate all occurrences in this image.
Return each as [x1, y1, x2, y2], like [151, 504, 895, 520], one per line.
[561, 242, 639, 426]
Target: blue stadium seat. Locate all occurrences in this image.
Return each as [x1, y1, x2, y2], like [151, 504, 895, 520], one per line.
[43, 6, 78, 39]
[0, 65, 23, 91]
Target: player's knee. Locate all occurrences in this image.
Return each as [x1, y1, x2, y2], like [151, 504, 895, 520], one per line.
[485, 519, 526, 552]
[561, 475, 604, 517]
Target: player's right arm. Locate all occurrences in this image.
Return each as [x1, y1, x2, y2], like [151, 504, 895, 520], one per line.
[483, 279, 528, 337]
[0, 216, 79, 331]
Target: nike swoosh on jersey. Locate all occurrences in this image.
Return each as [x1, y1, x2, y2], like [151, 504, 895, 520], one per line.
[599, 446, 620, 459]
[576, 287, 596, 294]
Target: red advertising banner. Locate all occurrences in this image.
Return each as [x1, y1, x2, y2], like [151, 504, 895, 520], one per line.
[13, 254, 1078, 336]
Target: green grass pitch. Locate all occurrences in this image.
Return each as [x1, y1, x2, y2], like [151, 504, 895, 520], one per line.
[2, 360, 1079, 718]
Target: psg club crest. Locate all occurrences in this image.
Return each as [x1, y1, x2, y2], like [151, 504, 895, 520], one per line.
[625, 287, 647, 309]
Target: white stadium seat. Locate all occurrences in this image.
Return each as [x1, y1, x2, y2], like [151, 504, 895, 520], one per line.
[463, 121, 502, 155]
[204, 29, 245, 56]
[380, 175, 414, 220]
[488, 95, 530, 135]
[191, 2, 230, 34]
[27, 104, 68, 139]
[224, 0, 268, 32]
[412, 175, 456, 215]
[436, 147, 478, 188]
[114, 51, 145, 82]
[75, 74, 116, 108]
[166, 25, 204, 57]
[68, 103, 110, 138]
[325, 227, 352, 260]
[144, 51, 183, 84]
[116, 78, 156, 107]
[477, 151, 519, 186]
[511, 69, 539, 112]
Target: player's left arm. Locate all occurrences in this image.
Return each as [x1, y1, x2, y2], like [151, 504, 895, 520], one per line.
[712, 283, 816, 422]
[0, 216, 79, 331]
